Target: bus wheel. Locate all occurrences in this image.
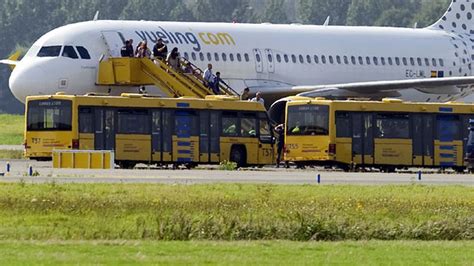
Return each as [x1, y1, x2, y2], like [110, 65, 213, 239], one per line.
[230, 146, 246, 168]
[118, 161, 136, 169]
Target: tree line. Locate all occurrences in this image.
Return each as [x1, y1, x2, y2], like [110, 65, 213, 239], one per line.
[0, 0, 450, 113]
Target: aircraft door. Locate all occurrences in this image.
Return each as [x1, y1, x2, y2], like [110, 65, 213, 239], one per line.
[264, 49, 275, 73]
[101, 31, 126, 57]
[253, 49, 264, 73]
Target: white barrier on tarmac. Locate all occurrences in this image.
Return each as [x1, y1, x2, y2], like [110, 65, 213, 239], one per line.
[53, 150, 114, 169]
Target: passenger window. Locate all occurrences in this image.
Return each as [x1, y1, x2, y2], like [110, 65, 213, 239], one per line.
[199, 52, 205, 61]
[344, 56, 349, 64]
[268, 54, 273, 63]
[417, 57, 422, 66]
[336, 112, 351, 138]
[381, 57, 385, 65]
[192, 52, 197, 61]
[207, 53, 212, 61]
[62, 46, 79, 59]
[258, 113, 272, 143]
[37, 46, 62, 57]
[322, 56, 327, 64]
[118, 109, 150, 134]
[314, 55, 319, 64]
[222, 53, 227, 61]
[410, 57, 415, 66]
[366, 57, 371, 65]
[237, 53, 242, 62]
[439, 58, 444, 67]
[388, 57, 393, 65]
[351, 56, 356, 65]
[336, 56, 341, 64]
[76, 46, 91, 59]
[241, 116, 257, 138]
[329, 56, 334, 64]
[244, 53, 250, 62]
[79, 108, 94, 133]
[184, 52, 189, 59]
[229, 53, 234, 62]
[425, 58, 430, 66]
[299, 55, 304, 63]
[276, 54, 281, 63]
[395, 57, 400, 65]
[432, 58, 437, 67]
[256, 53, 261, 62]
[284, 54, 289, 63]
[402, 57, 408, 66]
[292, 55, 297, 63]
[214, 52, 219, 61]
[358, 56, 363, 65]
[306, 55, 311, 64]
[375, 114, 410, 139]
[373, 57, 378, 65]
[222, 113, 239, 137]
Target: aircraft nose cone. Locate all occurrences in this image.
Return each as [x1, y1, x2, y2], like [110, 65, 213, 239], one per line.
[9, 64, 47, 103]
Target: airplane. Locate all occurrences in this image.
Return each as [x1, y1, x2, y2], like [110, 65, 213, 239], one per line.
[2, 0, 474, 112]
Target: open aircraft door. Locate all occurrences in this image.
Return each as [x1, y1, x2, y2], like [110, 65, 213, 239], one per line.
[101, 31, 126, 58]
[253, 49, 264, 73]
[264, 49, 275, 73]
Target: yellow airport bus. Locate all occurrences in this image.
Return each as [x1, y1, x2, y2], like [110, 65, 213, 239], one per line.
[283, 97, 474, 172]
[25, 93, 275, 168]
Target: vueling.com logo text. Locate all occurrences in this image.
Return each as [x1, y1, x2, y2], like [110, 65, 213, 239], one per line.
[135, 26, 235, 52]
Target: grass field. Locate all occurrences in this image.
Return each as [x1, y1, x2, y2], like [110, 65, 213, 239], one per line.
[0, 183, 472, 241]
[0, 241, 472, 265]
[0, 114, 23, 145]
[0, 149, 23, 159]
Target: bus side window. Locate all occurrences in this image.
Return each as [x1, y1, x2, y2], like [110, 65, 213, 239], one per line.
[258, 113, 273, 143]
[118, 109, 150, 134]
[376, 114, 410, 139]
[79, 107, 94, 133]
[241, 113, 257, 137]
[336, 112, 351, 138]
[222, 112, 239, 137]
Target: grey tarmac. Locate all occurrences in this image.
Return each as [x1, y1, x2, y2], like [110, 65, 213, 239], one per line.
[0, 159, 472, 185]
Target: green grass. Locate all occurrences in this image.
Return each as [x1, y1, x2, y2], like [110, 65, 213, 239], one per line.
[0, 183, 472, 241]
[0, 241, 472, 265]
[0, 114, 23, 145]
[0, 149, 23, 159]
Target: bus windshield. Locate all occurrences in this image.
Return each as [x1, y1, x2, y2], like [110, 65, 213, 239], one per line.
[287, 105, 329, 136]
[27, 100, 72, 131]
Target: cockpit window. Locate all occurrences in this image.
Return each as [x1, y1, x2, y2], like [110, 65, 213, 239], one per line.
[62, 46, 79, 59]
[37, 46, 62, 57]
[76, 46, 91, 59]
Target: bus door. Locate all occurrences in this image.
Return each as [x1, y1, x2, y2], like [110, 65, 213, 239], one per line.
[412, 114, 434, 166]
[94, 109, 116, 151]
[199, 111, 221, 163]
[258, 114, 274, 165]
[173, 110, 199, 164]
[352, 113, 374, 165]
[151, 110, 163, 162]
[264, 49, 275, 73]
[435, 114, 461, 167]
[253, 49, 264, 73]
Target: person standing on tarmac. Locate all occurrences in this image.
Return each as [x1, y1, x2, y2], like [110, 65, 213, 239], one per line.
[275, 124, 285, 168]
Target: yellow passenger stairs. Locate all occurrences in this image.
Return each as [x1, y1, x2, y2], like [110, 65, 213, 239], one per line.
[97, 57, 239, 98]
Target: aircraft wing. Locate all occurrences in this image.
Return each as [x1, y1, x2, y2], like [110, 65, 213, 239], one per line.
[291, 76, 474, 98]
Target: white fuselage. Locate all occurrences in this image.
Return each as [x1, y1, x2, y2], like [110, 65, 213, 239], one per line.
[8, 20, 474, 102]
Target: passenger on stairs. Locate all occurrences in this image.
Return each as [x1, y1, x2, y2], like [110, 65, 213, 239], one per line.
[203, 64, 215, 88]
[121, 40, 134, 57]
[240, 87, 250, 101]
[166, 47, 181, 71]
[153, 38, 168, 61]
[135, 42, 151, 59]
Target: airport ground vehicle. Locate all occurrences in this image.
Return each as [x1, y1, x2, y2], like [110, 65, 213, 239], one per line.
[283, 97, 474, 172]
[24, 93, 274, 168]
[466, 119, 474, 173]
